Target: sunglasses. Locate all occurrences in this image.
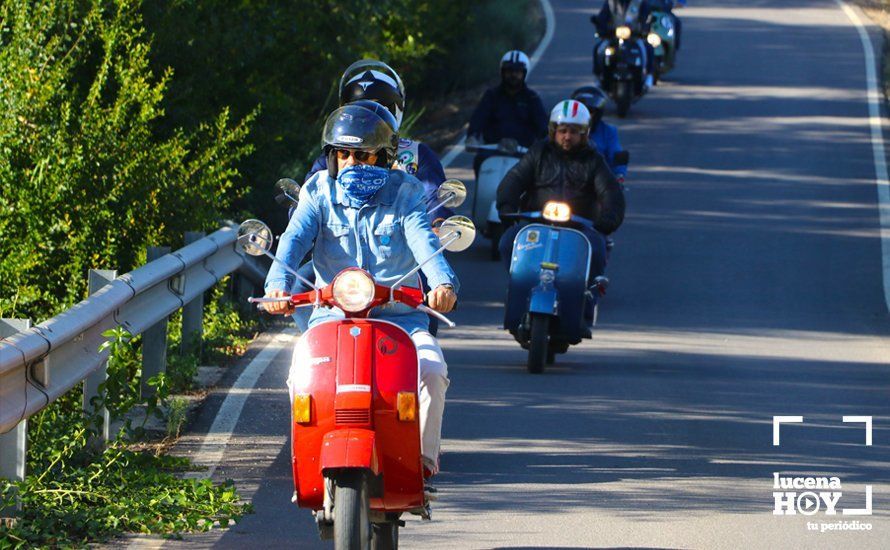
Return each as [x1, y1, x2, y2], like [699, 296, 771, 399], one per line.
[335, 149, 378, 162]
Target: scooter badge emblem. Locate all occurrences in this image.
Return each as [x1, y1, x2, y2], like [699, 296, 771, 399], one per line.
[527, 230, 539, 243]
[378, 336, 398, 355]
[349, 327, 361, 337]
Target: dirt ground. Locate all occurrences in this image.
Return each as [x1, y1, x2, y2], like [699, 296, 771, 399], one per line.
[850, 0, 890, 97]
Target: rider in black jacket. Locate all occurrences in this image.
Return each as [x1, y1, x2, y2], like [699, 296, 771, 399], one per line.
[497, 99, 625, 283]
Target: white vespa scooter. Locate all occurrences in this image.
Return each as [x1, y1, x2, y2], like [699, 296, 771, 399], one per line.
[465, 140, 528, 261]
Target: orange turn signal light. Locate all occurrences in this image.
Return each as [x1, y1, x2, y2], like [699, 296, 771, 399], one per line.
[293, 393, 311, 424]
[397, 392, 416, 422]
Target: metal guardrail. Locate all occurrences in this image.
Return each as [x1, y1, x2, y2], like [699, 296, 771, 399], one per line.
[0, 224, 264, 435]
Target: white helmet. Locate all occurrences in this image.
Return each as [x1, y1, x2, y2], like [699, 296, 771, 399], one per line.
[549, 100, 591, 137]
[500, 50, 530, 74]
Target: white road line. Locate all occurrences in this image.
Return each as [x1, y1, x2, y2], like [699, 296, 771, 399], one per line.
[187, 330, 294, 479]
[839, 1, 890, 313]
[440, 0, 557, 169]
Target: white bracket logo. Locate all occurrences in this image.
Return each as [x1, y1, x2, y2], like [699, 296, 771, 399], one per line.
[772, 415, 873, 517]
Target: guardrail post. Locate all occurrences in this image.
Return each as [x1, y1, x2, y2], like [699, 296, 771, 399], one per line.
[0, 318, 31, 517]
[236, 273, 256, 313]
[181, 231, 205, 357]
[84, 270, 117, 447]
[141, 246, 171, 398]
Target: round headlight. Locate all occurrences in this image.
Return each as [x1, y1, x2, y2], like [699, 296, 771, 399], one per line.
[542, 201, 571, 222]
[647, 33, 662, 47]
[616, 26, 632, 40]
[331, 269, 376, 312]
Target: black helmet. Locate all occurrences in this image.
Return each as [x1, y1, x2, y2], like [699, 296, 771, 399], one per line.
[346, 99, 400, 133]
[339, 60, 406, 126]
[571, 85, 608, 128]
[322, 104, 399, 178]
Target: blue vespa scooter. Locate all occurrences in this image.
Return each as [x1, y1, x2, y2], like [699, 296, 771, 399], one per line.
[502, 201, 609, 373]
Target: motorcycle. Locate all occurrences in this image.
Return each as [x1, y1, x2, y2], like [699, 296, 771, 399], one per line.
[647, 0, 679, 81]
[236, 187, 474, 549]
[596, 23, 650, 118]
[501, 201, 609, 374]
[465, 140, 528, 261]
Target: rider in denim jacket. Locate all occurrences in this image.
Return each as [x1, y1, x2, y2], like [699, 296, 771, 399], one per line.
[264, 103, 458, 477]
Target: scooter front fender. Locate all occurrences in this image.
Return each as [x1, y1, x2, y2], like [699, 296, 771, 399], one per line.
[528, 287, 558, 316]
[321, 428, 379, 475]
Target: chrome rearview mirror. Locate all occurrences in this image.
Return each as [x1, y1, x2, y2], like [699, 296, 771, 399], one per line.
[437, 179, 467, 209]
[274, 178, 301, 207]
[237, 219, 274, 257]
[438, 215, 476, 252]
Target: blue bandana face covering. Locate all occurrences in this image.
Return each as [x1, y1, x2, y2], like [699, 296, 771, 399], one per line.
[336, 165, 389, 203]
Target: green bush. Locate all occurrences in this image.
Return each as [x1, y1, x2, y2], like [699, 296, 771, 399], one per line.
[0, 0, 254, 320]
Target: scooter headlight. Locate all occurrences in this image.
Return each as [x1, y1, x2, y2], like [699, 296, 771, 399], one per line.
[647, 33, 662, 47]
[616, 26, 632, 40]
[542, 201, 571, 222]
[331, 269, 376, 312]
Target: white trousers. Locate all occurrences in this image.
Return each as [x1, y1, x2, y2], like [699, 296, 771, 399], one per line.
[411, 331, 450, 475]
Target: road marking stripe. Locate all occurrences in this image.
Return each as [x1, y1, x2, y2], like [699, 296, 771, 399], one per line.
[839, 1, 890, 313]
[187, 331, 293, 479]
[440, 0, 557, 169]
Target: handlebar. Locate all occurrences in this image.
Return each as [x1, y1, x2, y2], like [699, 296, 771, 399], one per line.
[464, 143, 528, 158]
[500, 211, 596, 230]
[250, 284, 456, 327]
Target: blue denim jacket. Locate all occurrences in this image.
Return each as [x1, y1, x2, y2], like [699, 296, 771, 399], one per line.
[264, 169, 460, 334]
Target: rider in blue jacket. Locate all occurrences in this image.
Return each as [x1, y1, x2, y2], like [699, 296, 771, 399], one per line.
[571, 86, 628, 180]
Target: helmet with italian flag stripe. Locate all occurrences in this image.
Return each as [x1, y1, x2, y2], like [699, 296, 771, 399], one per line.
[548, 99, 591, 138]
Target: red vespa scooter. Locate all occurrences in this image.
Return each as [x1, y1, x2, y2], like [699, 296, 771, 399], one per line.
[237, 207, 473, 549]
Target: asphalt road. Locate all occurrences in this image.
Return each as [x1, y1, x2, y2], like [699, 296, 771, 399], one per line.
[135, 0, 890, 548]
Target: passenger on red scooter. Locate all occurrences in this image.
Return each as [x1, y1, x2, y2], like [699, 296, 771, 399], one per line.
[263, 103, 458, 477]
[496, 99, 625, 321]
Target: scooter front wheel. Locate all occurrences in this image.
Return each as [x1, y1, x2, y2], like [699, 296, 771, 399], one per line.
[334, 470, 371, 550]
[615, 81, 632, 118]
[527, 314, 549, 374]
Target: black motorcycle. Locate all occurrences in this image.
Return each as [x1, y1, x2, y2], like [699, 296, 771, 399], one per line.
[596, 25, 648, 117]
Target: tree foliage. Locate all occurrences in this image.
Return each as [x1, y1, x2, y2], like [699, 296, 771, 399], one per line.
[0, 0, 254, 319]
[141, 0, 538, 223]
